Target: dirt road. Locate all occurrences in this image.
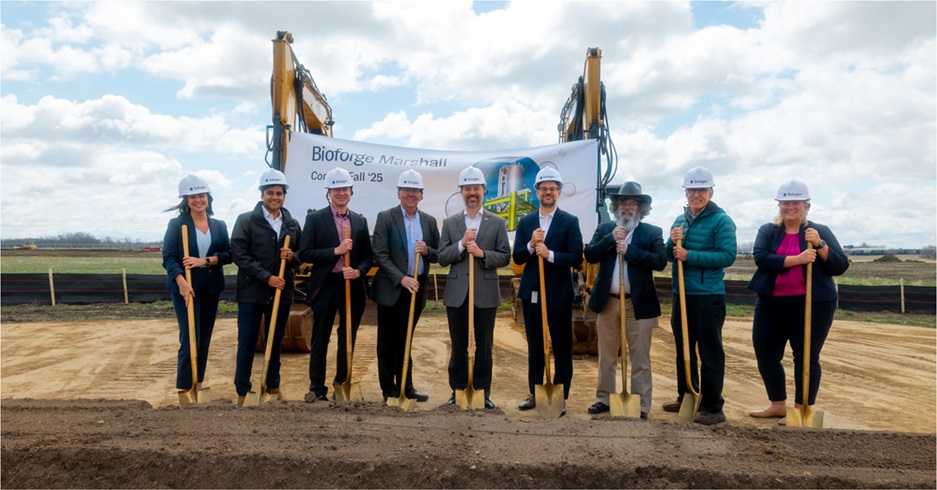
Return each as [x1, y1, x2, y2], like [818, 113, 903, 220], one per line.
[2, 313, 935, 487]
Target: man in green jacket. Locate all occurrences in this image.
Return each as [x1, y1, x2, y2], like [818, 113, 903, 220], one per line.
[664, 166, 737, 425]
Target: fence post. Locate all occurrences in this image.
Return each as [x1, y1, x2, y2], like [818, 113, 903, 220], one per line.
[48, 268, 56, 306]
[433, 273, 439, 301]
[122, 269, 129, 304]
[900, 278, 905, 313]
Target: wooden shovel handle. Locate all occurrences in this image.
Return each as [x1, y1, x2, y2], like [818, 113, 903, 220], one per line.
[802, 242, 813, 407]
[343, 225, 353, 380]
[538, 255, 552, 382]
[181, 225, 198, 390]
[399, 250, 420, 398]
[618, 254, 628, 393]
[261, 235, 290, 393]
[675, 239, 697, 396]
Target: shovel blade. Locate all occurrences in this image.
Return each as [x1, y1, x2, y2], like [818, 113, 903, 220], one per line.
[677, 393, 702, 423]
[333, 381, 364, 403]
[786, 406, 824, 429]
[241, 391, 260, 407]
[386, 396, 417, 412]
[259, 390, 276, 405]
[534, 383, 565, 419]
[608, 392, 642, 418]
[455, 387, 485, 410]
[178, 390, 196, 406]
[197, 387, 213, 404]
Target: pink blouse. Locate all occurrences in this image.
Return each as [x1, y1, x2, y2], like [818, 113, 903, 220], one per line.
[772, 233, 806, 297]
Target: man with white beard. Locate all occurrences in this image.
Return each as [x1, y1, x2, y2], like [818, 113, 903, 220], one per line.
[583, 182, 667, 419]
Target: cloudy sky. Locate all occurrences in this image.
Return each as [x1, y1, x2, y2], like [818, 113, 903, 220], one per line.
[2, 1, 934, 248]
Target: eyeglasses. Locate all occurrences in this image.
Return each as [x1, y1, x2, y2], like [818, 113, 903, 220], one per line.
[685, 188, 710, 195]
[537, 186, 560, 193]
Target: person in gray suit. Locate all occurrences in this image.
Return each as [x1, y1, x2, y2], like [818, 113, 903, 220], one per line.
[371, 170, 440, 403]
[438, 166, 511, 409]
[584, 182, 667, 419]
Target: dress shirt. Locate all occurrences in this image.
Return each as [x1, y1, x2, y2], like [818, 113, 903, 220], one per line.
[401, 205, 425, 276]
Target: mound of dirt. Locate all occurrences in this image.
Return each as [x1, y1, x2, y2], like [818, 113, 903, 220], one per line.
[873, 253, 903, 263]
[2, 398, 935, 489]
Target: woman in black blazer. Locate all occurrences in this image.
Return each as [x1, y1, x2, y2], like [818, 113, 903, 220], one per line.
[162, 174, 232, 395]
[747, 180, 848, 423]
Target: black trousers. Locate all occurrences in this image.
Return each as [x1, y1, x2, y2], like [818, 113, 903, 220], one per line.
[308, 273, 365, 397]
[752, 294, 836, 405]
[521, 298, 573, 398]
[446, 298, 497, 394]
[670, 293, 726, 413]
[376, 276, 427, 398]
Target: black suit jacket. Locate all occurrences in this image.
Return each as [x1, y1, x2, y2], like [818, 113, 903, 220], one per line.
[370, 205, 440, 308]
[297, 206, 373, 302]
[162, 213, 233, 295]
[584, 221, 667, 319]
[512, 209, 583, 304]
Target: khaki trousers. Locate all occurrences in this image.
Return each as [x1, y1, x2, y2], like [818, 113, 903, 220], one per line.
[595, 296, 656, 414]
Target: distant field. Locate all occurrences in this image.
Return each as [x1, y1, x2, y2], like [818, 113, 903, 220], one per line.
[1, 249, 934, 286]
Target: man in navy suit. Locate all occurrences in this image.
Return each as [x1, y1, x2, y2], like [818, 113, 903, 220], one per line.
[512, 168, 583, 415]
[298, 167, 373, 402]
[584, 182, 666, 419]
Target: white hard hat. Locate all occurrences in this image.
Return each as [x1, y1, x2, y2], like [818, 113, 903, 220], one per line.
[397, 169, 424, 190]
[682, 166, 715, 188]
[178, 174, 211, 198]
[775, 179, 810, 201]
[458, 167, 486, 187]
[258, 169, 289, 191]
[324, 167, 354, 189]
[534, 167, 563, 189]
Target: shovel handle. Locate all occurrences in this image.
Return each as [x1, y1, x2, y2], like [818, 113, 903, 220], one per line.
[537, 255, 553, 382]
[399, 250, 420, 399]
[802, 242, 813, 408]
[618, 254, 628, 393]
[181, 225, 199, 391]
[343, 225, 353, 382]
[260, 235, 290, 395]
[467, 254, 475, 387]
[675, 239, 698, 397]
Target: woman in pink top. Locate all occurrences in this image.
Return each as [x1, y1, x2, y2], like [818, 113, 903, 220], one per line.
[746, 180, 849, 424]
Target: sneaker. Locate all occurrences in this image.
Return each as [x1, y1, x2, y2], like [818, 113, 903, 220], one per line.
[693, 410, 726, 426]
[518, 394, 536, 411]
[587, 402, 610, 414]
[662, 399, 682, 413]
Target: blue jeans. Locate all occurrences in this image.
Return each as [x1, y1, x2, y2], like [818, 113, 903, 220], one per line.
[234, 301, 289, 396]
[172, 291, 220, 390]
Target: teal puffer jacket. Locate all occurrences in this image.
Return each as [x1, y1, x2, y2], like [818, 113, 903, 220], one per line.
[666, 201, 737, 295]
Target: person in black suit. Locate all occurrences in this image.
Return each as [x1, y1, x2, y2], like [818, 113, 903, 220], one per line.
[371, 170, 439, 403]
[298, 167, 373, 402]
[584, 182, 666, 419]
[162, 174, 233, 396]
[512, 168, 583, 415]
[230, 169, 302, 406]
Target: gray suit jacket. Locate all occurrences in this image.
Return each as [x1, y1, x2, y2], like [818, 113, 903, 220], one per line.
[438, 210, 511, 308]
[370, 205, 440, 308]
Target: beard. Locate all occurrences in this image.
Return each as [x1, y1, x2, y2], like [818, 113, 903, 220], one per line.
[616, 209, 640, 231]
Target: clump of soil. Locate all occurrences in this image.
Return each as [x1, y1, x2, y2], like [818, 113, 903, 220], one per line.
[874, 253, 903, 263]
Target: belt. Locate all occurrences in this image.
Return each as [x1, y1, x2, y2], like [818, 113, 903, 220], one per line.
[608, 292, 630, 299]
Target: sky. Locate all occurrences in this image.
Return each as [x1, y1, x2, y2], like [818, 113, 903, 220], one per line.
[2, 1, 935, 248]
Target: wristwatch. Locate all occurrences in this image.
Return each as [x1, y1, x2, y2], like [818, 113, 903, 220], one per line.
[817, 239, 827, 249]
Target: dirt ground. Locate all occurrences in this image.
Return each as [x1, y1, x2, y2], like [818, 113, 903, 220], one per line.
[2, 311, 935, 488]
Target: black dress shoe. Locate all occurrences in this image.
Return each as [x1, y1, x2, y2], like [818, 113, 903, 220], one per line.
[484, 398, 496, 409]
[447, 393, 456, 405]
[587, 401, 610, 414]
[640, 411, 648, 420]
[518, 394, 536, 411]
[405, 390, 429, 402]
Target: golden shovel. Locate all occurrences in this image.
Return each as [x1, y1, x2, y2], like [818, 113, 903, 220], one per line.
[609, 254, 641, 417]
[387, 250, 420, 411]
[786, 243, 824, 428]
[242, 236, 291, 407]
[178, 225, 212, 406]
[456, 254, 485, 409]
[534, 255, 565, 419]
[676, 239, 702, 422]
[334, 226, 363, 402]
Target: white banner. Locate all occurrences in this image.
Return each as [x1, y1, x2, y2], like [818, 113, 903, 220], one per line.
[283, 133, 599, 241]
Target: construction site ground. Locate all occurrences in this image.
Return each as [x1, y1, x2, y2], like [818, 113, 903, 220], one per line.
[2, 308, 935, 488]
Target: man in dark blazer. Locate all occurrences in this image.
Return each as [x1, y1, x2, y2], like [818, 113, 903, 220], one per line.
[584, 181, 667, 419]
[298, 167, 373, 402]
[511, 168, 583, 414]
[438, 166, 511, 409]
[371, 169, 439, 402]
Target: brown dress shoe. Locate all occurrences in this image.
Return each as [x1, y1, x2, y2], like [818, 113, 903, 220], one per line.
[662, 399, 682, 413]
